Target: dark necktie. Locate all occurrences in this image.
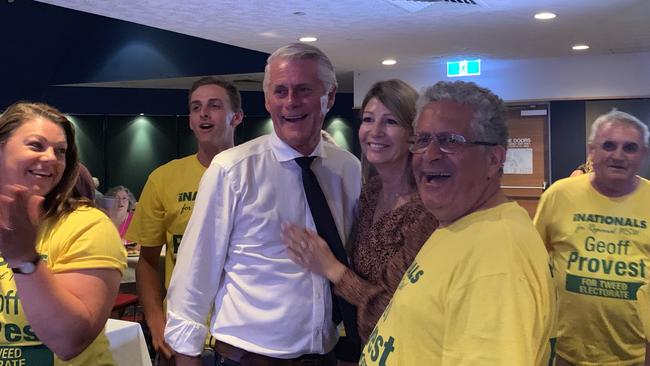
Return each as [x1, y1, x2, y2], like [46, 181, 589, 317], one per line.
[295, 156, 360, 343]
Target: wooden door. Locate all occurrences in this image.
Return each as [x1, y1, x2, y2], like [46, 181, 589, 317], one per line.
[501, 105, 549, 218]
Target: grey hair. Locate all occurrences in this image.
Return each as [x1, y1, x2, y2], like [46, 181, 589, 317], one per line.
[588, 109, 649, 147]
[262, 43, 337, 95]
[415, 81, 508, 147]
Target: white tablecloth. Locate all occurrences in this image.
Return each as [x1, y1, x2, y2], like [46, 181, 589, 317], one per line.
[122, 256, 139, 283]
[121, 251, 166, 285]
[105, 319, 152, 366]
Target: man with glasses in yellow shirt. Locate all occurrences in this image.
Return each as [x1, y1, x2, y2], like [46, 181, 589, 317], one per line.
[360, 81, 556, 366]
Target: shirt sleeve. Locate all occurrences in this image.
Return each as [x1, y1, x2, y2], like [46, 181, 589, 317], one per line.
[49, 208, 127, 274]
[334, 204, 437, 341]
[636, 284, 650, 340]
[533, 189, 553, 252]
[164, 164, 235, 356]
[125, 173, 166, 247]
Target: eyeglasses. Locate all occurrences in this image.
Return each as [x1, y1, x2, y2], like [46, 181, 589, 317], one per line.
[601, 141, 641, 154]
[409, 132, 498, 154]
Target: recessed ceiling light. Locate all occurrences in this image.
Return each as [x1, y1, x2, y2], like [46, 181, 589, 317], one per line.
[572, 44, 590, 50]
[299, 36, 317, 42]
[382, 59, 397, 66]
[534, 12, 556, 20]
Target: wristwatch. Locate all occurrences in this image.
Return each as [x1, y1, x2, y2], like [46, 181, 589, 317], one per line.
[10, 255, 41, 275]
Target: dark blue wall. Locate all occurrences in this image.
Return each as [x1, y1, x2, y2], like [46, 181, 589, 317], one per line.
[0, 0, 269, 114]
[549, 101, 587, 182]
[1, 0, 359, 199]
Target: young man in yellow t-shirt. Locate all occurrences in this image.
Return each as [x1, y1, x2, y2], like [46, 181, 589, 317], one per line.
[361, 81, 556, 365]
[125, 77, 243, 363]
[535, 110, 650, 366]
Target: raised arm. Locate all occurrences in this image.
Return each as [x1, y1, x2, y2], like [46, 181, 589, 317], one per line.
[281, 205, 436, 341]
[16, 267, 121, 360]
[0, 185, 124, 360]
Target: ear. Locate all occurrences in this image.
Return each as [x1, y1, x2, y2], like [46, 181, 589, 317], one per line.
[487, 145, 507, 178]
[587, 142, 596, 161]
[264, 94, 271, 115]
[326, 85, 337, 111]
[187, 117, 195, 132]
[230, 111, 244, 128]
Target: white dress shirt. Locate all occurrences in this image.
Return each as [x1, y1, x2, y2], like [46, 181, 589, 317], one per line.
[164, 131, 361, 358]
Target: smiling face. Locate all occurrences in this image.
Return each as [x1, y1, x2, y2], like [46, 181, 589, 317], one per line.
[189, 84, 241, 150]
[359, 97, 410, 170]
[0, 117, 67, 196]
[589, 121, 647, 195]
[412, 100, 504, 226]
[264, 57, 335, 155]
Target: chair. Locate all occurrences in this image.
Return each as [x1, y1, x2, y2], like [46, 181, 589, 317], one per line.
[112, 293, 141, 322]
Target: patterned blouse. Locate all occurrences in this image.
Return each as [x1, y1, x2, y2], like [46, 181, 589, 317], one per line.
[334, 175, 437, 341]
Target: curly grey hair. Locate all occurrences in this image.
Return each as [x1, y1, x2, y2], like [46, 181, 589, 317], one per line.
[415, 81, 508, 147]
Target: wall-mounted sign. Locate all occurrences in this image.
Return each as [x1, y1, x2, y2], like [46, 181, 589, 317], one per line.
[508, 137, 532, 149]
[447, 59, 481, 77]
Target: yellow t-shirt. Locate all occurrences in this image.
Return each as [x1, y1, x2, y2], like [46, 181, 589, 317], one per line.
[0, 206, 127, 365]
[125, 154, 206, 288]
[360, 202, 557, 366]
[636, 284, 650, 341]
[534, 174, 650, 365]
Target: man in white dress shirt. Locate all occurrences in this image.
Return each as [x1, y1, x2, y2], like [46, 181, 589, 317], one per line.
[164, 43, 361, 366]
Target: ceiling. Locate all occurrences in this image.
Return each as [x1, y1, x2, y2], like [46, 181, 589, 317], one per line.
[37, 0, 650, 91]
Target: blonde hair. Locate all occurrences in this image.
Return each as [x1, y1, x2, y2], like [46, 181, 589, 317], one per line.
[360, 79, 418, 186]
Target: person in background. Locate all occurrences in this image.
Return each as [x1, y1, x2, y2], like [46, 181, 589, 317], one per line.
[92, 176, 104, 200]
[165, 43, 360, 366]
[0, 101, 126, 365]
[569, 158, 593, 177]
[535, 109, 649, 366]
[360, 81, 556, 365]
[75, 163, 96, 200]
[281, 79, 437, 349]
[125, 77, 243, 363]
[105, 185, 136, 244]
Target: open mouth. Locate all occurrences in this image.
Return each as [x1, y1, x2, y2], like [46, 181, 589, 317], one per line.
[424, 172, 451, 183]
[199, 123, 214, 130]
[283, 114, 308, 123]
[29, 170, 53, 179]
[367, 142, 389, 150]
[608, 164, 627, 171]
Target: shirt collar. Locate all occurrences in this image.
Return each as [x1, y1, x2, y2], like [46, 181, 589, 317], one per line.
[270, 129, 327, 163]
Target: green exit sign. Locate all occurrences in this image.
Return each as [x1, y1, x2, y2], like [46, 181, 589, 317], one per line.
[447, 59, 481, 77]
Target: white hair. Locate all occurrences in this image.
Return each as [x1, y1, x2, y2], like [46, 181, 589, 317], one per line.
[262, 43, 337, 95]
[588, 109, 649, 147]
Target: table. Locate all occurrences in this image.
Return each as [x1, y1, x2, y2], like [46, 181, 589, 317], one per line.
[105, 319, 152, 366]
[121, 250, 166, 286]
[122, 255, 139, 284]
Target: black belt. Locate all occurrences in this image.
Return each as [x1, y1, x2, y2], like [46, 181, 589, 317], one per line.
[215, 341, 335, 366]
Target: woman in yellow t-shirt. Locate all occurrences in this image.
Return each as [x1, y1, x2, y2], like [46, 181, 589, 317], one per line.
[0, 102, 126, 365]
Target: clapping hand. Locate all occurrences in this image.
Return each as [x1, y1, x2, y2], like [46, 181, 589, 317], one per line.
[0, 185, 43, 265]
